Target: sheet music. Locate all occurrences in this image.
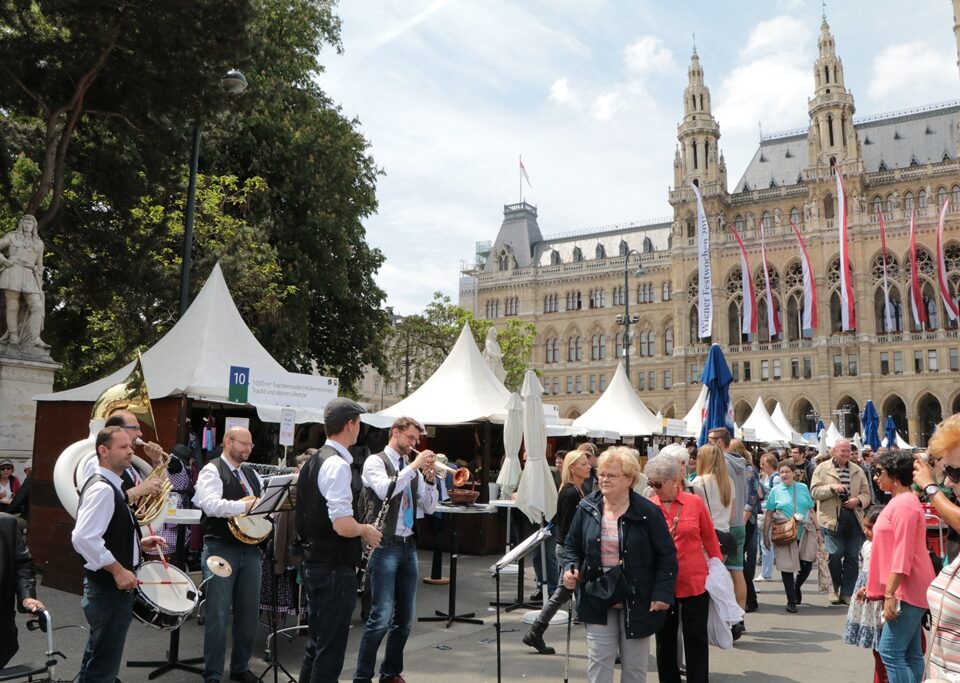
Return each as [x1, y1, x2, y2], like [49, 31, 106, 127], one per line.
[248, 474, 296, 516]
[494, 526, 552, 570]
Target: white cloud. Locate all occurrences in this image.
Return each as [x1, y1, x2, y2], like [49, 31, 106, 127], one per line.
[593, 92, 624, 121]
[549, 77, 580, 107]
[623, 36, 675, 75]
[867, 42, 955, 102]
[740, 16, 809, 61]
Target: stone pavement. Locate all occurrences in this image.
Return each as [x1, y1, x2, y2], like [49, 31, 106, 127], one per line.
[11, 552, 873, 682]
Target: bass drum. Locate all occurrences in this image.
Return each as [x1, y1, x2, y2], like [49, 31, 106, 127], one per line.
[133, 561, 199, 630]
[53, 422, 152, 519]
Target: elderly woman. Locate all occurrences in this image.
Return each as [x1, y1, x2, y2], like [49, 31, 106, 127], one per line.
[0, 460, 20, 512]
[645, 455, 720, 683]
[563, 447, 677, 683]
[870, 450, 935, 682]
[762, 459, 816, 613]
[523, 449, 592, 654]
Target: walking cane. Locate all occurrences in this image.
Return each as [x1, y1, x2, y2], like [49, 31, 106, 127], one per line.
[563, 594, 574, 683]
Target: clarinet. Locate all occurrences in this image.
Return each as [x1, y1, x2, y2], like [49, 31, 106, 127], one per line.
[357, 476, 397, 593]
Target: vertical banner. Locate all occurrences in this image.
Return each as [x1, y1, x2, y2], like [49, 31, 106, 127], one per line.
[835, 171, 856, 331]
[909, 209, 927, 329]
[728, 223, 757, 336]
[877, 211, 895, 332]
[759, 223, 782, 338]
[936, 200, 959, 323]
[790, 221, 818, 331]
[692, 182, 713, 339]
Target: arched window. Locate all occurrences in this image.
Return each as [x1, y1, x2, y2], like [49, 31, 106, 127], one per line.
[598, 334, 606, 360]
[905, 192, 914, 212]
[572, 247, 583, 262]
[830, 290, 842, 333]
[873, 196, 883, 216]
[735, 215, 744, 232]
[762, 211, 771, 229]
[786, 293, 801, 341]
[643, 236, 654, 253]
[919, 189, 928, 209]
[728, 299, 743, 344]
[550, 250, 561, 265]
[615, 333, 624, 359]
[953, 186, 960, 207]
[875, 285, 903, 333]
[664, 327, 674, 356]
[790, 207, 800, 224]
[689, 305, 699, 343]
[498, 252, 510, 271]
[824, 192, 835, 220]
[639, 331, 648, 357]
[595, 243, 606, 259]
[886, 193, 895, 215]
[591, 335, 600, 360]
[619, 240, 628, 256]
[939, 187, 948, 208]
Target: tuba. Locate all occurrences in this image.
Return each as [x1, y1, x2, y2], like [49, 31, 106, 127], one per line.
[54, 354, 163, 522]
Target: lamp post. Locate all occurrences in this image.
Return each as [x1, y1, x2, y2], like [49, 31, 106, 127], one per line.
[178, 69, 248, 318]
[615, 249, 647, 381]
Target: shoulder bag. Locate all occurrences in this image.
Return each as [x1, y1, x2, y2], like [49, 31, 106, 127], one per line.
[583, 519, 635, 609]
[771, 485, 798, 546]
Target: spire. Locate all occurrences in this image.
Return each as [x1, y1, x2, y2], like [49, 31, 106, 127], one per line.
[687, 48, 704, 88]
[675, 48, 723, 191]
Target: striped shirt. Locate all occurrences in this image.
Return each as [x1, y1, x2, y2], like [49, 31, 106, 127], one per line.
[835, 461, 851, 489]
[928, 557, 960, 677]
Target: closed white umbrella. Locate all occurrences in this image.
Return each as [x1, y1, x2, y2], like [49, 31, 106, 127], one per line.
[497, 393, 523, 497]
[516, 371, 557, 525]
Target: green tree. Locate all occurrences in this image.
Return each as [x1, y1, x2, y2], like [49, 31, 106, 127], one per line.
[496, 318, 539, 391]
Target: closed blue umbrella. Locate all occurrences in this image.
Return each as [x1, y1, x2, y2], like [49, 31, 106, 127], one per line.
[884, 415, 897, 449]
[698, 344, 735, 446]
[816, 419, 825, 435]
[861, 401, 881, 451]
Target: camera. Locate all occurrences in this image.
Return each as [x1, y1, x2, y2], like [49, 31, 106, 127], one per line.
[838, 488, 850, 503]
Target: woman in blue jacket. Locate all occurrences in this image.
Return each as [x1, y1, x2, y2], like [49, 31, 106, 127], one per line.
[562, 447, 678, 683]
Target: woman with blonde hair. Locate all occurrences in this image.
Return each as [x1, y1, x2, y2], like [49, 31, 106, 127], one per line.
[692, 445, 735, 561]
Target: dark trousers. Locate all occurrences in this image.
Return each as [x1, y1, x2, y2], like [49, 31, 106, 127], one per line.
[0, 614, 18, 669]
[655, 591, 710, 683]
[823, 509, 865, 598]
[426, 512, 446, 579]
[780, 560, 814, 605]
[743, 518, 758, 606]
[77, 578, 135, 683]
[300, 563, 358, 683]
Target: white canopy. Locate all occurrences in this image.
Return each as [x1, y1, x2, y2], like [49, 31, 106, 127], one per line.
[771, 403, 809, 445]
[825, 422, 844, 448]
[741, 398, 791, 445]
[882, 432, 914, 450]
[497, 393, 523, 495]
[571, 363, 661, 438]
[516, 371, 556, 525]
[370, 323, 511, 426]
[34, 264, 327, 422]
[682, 385, 708, 438]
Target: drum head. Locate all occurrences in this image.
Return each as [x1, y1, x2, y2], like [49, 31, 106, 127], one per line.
[136, 561, 197, 614]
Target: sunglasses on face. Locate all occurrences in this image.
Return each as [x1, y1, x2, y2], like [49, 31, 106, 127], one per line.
[944, 464, 960, 482]
[648, 480, 663, 489]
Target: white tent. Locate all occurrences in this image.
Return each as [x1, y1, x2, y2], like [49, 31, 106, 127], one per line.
[34, 264, 327, 422]
[682, 385, 708, 438]
[825, 422, 844, 448]
[771, 403, 809, 445]
[369, 323, 511, 426]
[741, 398, 791, 445]
[571, 362, 661, 438]
[882, 432, 914, 450]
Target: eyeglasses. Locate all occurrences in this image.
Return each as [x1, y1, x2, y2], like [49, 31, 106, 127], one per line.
[944, 464, 960, 482]
[120, 425, 140, 431]
[228, 438, 254, 448]
[597, 472, 623, 480]
[648, 480, 663, 489]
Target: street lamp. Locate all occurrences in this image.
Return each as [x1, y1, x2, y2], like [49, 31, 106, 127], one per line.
[178, 69, 248, 318]
[615, 249, 647, 381]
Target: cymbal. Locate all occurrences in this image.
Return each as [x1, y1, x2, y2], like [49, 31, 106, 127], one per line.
[206, 555, 232, 578]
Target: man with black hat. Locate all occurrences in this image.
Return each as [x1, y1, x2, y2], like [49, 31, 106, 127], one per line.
[297, 398, 382, 683]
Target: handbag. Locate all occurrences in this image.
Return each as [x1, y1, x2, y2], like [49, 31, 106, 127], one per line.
[700, 484, 738, 558]
[771, 485, 799, 546]
[583, 521, 634, 609]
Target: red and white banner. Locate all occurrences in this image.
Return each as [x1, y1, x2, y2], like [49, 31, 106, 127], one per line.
[519, 155, 532, 187]
[759, 223, 782, 338]
[909, 209, 927, 329]
[728, 223, 757, 336]
[936, 199, 959, 323]
[790, 221, 818, 330]
[691, 182, 713, 339]
[877, 210, 896, 333]
[836, 172, 856, 331]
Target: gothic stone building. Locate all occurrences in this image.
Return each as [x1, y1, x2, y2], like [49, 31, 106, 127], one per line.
[459, 13, 960, 447]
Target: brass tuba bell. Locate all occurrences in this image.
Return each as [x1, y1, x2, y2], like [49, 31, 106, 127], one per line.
[90, 351, 158, 435]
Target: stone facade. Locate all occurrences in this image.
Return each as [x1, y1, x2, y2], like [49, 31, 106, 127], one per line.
[460, 15, 960, 447]
[0, 355, 59, 477]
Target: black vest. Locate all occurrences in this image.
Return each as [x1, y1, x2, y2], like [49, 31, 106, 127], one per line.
[200, 458, 263, 543]
[79, 474, 139, 587]
[296, 444, 362, 567]
[359, 451, 420, 539]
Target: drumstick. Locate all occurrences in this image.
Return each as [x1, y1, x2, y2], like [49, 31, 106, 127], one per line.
[138, 580, 190, 585]
[146, 524, 170, 570]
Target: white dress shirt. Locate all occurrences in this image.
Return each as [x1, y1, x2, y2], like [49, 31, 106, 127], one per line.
[82, 455, 141, 488]
[193, 456, 262, 518]
[317, 439, 355, 523]
[362, 446, 439, 537]
[72, 467, 139, 571]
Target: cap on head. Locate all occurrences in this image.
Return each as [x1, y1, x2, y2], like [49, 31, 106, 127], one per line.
[323, 397, 366, 424]
[0, 459, 12, 468]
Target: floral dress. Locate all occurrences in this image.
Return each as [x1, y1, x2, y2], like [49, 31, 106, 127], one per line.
[842, 540, 882, 649]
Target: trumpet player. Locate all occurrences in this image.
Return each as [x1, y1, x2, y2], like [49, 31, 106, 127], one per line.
[353, 417, 438, 683]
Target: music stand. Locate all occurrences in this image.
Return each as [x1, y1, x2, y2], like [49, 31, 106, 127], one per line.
[492, 527, 552, 683]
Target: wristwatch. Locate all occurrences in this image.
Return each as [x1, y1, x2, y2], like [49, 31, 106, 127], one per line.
[925, 484, 941, 498]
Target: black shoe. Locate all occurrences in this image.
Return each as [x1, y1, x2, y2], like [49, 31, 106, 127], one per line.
[786, 603, 798, 613]
[731, 621, 745, 641]
[522, 627, 555, 655]
[229, 672, 259, 683]
[745, 601, 759, 613]
[530, 589, 543, 602]
[795, 586, 802, 604]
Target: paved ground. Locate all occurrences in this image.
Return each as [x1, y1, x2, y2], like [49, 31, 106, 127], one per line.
[10, 552, 873, 682]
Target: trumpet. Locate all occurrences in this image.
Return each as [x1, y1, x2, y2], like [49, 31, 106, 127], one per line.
[411, 448, 471, 487]
[132, 438, 173, 525]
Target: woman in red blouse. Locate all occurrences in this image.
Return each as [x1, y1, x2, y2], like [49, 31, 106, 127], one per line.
[645, 454, 722, 683]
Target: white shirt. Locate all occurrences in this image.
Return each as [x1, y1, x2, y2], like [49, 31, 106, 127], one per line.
[317, 439, 356, 523]
[82, 456, 141, 488]
[362, 446, 439, 536]
[72, 467, 140, 571]
[193, 456, 262, 518]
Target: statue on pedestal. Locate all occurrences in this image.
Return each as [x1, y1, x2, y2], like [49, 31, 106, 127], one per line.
[482, 327, 507, 384]
[0, 215, 50, 354]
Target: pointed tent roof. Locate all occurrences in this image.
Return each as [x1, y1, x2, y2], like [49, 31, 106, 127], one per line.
[371, 323, 511, 426]
[771, 402, 809, 445]
[741, 398, 791, 445]
[825, 421, 844, 448]
[571, 363, 661, 437]
[682, 385, 708, 438]
[36, 264, 289, 404]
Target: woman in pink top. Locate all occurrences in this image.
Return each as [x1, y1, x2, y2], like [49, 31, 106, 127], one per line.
[868, 451, 935, 683]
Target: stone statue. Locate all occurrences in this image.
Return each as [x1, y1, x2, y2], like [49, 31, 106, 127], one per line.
[774, 208, 783, 226]
[0, 214, 50, 352]
[482, 327, 507, 383]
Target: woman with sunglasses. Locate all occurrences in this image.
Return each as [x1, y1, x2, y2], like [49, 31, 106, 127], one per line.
[869, 450, 935, 683]
[0, 460, 20, 512]
[644, 454, 721, 683]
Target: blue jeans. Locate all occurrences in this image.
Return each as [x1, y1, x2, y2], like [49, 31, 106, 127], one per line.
[354, 540, 419, 682]
[77, 577, 135, 683]
[878, 600, 926, 683]
[760, 526, 774, 579]
[201, 538, 262, 680]
[300, 563, 358, 683]
[533, 535, 559, 597]
[822, 510, 864, 597]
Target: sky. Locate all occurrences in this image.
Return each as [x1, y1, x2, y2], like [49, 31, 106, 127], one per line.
[317, 0, 960, 316]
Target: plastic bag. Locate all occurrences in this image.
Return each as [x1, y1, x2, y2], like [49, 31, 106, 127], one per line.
[705, 557, 744, 650]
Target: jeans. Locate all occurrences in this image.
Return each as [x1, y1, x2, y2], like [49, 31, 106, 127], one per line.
[780, 560, 813, 605]
[354, 540, 419, 683]
[201, 538, 262, 680]
[759, 528, 775, 579]
[585, 609, 649, 683]
[300, 563, 358, 683]
[743, 519, 758, 605]
[655, 591, 710, 683]
[822, 510, 864, 597]
[77, 577, 135, 683]
[533, 544, 572, 629]
[533, 534, 559, 597]
[878, 600, 926, 683]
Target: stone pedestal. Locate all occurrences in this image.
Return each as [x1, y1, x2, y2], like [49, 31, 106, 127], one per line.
[0, 353, 60, 478]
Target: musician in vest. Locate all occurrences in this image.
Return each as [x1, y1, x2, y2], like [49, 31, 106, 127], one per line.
[71, 426, 166, 683]
[81, 408, 167, 505]
[193, 426, 261, 683]
[353, 416, 438, 683]
[297, 398, 382, 683]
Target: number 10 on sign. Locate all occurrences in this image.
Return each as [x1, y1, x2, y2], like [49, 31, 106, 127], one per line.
[229, 366, 250, 403]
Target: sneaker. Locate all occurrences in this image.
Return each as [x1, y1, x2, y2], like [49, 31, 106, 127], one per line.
[530, 589, 543, 602]
[786, 603, 798, 613]
[753, 576, 766, 582]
